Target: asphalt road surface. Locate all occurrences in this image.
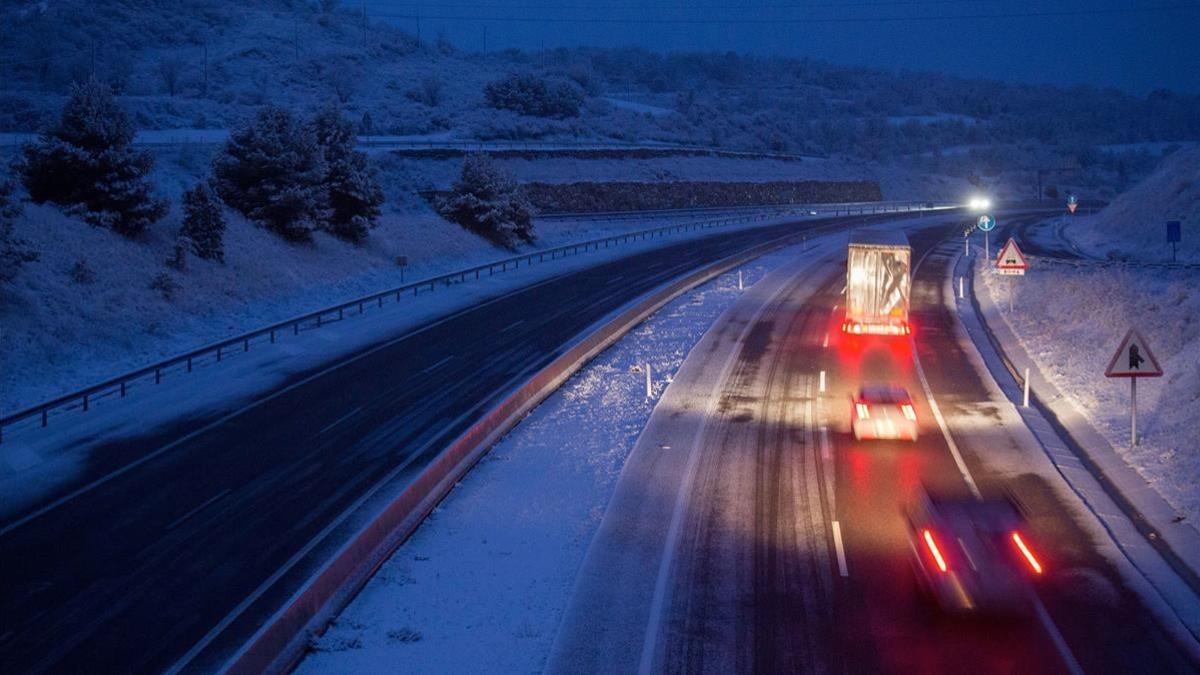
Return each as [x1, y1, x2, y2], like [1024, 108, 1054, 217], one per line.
[549, 217, 1195, 674]
[0, 212, 913, 674]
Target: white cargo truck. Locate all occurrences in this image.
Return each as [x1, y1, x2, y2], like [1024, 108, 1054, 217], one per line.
[842, 229, 912, 335]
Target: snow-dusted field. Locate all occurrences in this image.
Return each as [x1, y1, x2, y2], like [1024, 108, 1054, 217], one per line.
[292, 240, 817, 675]
[982, 259, 1200, 523]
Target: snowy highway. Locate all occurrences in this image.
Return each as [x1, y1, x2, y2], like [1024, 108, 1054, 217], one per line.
[548, 219, 1194, 674]
[0, 212, 906, 674]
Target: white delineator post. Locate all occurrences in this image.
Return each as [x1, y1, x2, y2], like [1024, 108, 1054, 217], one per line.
[738, 270, 744, 291]
[959, 277, 964, 299]
[1023, 368, 1030, 407]
[646, 362, 653, 399]
[819, 370, 826, 394]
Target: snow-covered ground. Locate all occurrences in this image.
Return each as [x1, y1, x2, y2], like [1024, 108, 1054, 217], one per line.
[1, 135, 964, 419]
[292, 238, 821, 674]
[1064, 145, 1199, 263]
[982, 259, 1200, 523]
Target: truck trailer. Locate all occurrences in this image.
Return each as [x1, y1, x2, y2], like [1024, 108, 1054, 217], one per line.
[843, 229, 912, 335]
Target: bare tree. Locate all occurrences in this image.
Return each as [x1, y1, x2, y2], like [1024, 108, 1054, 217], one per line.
[158, 54, 185, 97]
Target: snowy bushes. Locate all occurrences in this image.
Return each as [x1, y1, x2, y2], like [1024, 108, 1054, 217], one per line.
[439, 154, 534, 248]
[181, 182, 226, 262]
[484, 74, 583, 119]
[15, 77, 168, 238]
[212, 105, 382, 243]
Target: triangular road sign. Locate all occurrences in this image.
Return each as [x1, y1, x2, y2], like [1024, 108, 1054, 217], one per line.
[994, 238, 1028, 275]
[1067, 202, 1078, 214]
[1105, 329, 1164, 378]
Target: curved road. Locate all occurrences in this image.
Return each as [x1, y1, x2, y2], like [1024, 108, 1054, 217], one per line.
[0, 212, 922, 674]
[548, 218, 1194, 674]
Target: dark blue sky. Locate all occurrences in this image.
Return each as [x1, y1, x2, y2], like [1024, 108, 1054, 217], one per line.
[367, 0, 1200, 95]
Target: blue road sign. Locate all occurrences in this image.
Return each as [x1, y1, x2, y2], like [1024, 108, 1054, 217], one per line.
[1167, 220, 1181, 243]
[1068, 194, 1078, 205]
[978, 215, 996, 231]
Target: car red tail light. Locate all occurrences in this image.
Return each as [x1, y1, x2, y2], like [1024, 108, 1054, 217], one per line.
[1011, 532, 1043, 575]
[922, 529, 949, 573]
[901, 404, 917, 421]
[855, 403, 870, 419]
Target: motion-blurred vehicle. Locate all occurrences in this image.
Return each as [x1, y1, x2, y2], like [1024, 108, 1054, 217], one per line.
[851, 384, 918, 441]
[905, 488, 1045, 616]
[843, 229, 911, 335]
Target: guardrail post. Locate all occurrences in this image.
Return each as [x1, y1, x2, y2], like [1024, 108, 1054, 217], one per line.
[120, 381, 126, 397]
[155, 367, 162, 384]
[271, 330, 277, 344]
[42, 409, 48, 427]
[295, 322, 300, 335]
[338, 308, 344, 320]
[83, 393, 89, 411]
[317, 314, 323, 327]
[217, 346, 223, 362]
[358, 301, 364, 314]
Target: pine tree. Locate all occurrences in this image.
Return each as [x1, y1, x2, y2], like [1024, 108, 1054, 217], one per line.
[212, 105, 328, 242]
[181, 181, 227, 262]
[440, 154, 534, 248]
[15, 76, 168, 238]
[311, 105, 384, 243]
[1, 180, 38, 287]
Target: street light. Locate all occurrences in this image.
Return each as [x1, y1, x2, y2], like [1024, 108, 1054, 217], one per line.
[968, 195, 991, 211]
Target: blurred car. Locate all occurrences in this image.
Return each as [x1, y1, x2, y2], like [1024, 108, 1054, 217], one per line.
[851, 384, 918, 441]
[905, 488, 1045, 616]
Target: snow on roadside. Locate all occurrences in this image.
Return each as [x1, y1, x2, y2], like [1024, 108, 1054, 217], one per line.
[982, 258, 1200, 522]
[292, 242, 810, 675]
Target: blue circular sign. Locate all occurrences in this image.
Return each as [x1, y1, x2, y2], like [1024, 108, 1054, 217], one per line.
[978, 215, 996, 231]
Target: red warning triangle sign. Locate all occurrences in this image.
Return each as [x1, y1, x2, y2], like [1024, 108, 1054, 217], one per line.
[1105, 329, 1164, 378]
[994, 238, 1028, 272]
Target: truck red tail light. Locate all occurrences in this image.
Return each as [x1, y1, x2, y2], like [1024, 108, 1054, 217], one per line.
[923, 529, 949, 573]
[1011, 532, 1043, 575]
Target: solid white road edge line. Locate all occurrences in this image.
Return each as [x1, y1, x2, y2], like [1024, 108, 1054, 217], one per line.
[910, 235, 1082, 674]
[318, 406, 363, 435]
[418, 355, 455, 376]
[1035, 598, 1086, 675]
[831, 521, 850, 578]
[636, 272, 787, 675]
[165, 488, 232, 532]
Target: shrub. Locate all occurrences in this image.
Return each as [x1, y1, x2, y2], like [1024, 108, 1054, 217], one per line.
[15, 77, 168, 238]
[311, 105, 385, 243]
[439, 154, 534, 248]
[212, 106, 328, 242]
[181, 181, 226, 262]
[484, 73, 583, 119]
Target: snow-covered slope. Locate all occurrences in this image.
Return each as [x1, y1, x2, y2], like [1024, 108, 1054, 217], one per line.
[1066, 146, 1199, 263]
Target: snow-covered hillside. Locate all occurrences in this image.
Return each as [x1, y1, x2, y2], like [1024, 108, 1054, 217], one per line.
[983, 151, 1200, 521]
[1066, 145, 1199, 263]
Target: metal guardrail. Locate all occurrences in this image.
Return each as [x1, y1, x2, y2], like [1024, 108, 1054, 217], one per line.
[539, 200, 927, 222]
[0, 200, 944, 442]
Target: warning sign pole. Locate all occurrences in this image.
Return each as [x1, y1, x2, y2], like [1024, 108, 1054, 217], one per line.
[1131, 377, 1137, 446]
[1105, 329, 1164, 448]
